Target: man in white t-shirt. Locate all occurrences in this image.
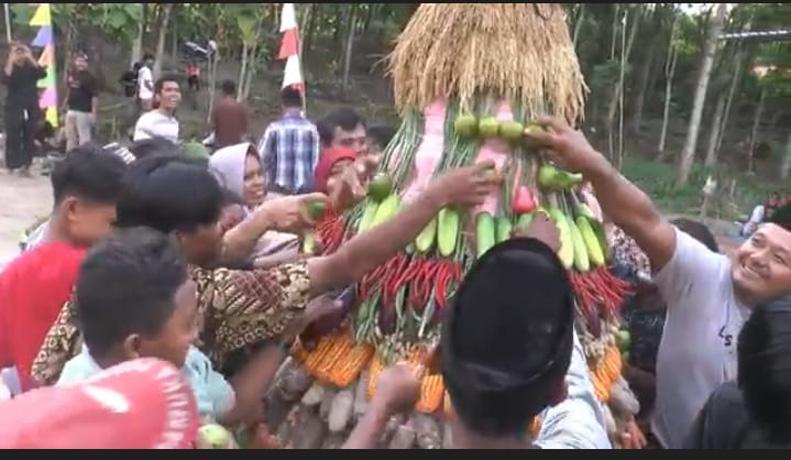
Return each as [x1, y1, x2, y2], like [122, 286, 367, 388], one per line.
[137, 55, 154, 111]
[527, 117, 791, 449]
[133, 74, 180, 144]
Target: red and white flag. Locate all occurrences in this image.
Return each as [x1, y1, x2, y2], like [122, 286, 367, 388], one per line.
[278, 3, 304, 94]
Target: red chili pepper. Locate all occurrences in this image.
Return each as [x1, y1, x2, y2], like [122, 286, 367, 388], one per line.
[436, 262, 450, 309]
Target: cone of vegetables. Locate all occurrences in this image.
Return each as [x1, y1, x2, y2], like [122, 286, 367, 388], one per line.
[292, 3, 639, 440]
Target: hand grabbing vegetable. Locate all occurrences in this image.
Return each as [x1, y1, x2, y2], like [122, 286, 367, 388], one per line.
[253, 192, 329, 234]
[371, 364, 422, 416]
[526, 116, 609, 178]
[427, 161, 501, 208]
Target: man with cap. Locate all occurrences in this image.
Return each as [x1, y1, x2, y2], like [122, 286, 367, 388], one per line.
[344, 215, 611, 449]
[526, 116, 791, 449]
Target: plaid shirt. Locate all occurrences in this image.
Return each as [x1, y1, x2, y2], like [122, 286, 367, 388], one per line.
[257, 111, 320, 195]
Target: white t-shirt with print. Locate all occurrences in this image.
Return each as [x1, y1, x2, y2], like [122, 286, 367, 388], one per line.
[138, 65, 153, 101]
[133, 111, 180, 144]
[651, 228, 750, 449]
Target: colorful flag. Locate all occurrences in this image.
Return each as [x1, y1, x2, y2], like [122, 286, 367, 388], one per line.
[30, 4, 58, 127]
[278, 4, 304, 95]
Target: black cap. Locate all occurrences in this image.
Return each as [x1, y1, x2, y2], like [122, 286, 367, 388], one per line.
[442, 237, 574, 394]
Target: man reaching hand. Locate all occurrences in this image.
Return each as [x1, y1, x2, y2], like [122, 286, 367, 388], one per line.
[527, 117, 791, 449]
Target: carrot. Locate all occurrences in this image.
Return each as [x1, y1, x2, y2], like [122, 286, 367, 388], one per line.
[416, 374, 445, 414]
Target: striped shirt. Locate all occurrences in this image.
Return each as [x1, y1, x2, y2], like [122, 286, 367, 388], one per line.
[257, 111, 320, 195]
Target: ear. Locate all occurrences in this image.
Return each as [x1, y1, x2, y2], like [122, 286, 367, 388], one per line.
[547, 380, 568, 407]
[121, 334, 143, 361]
[61, 197, 81, 224]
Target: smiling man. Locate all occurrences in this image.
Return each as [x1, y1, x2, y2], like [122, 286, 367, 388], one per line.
[133, 75, 181, 144]
[527, 117, 791, 449]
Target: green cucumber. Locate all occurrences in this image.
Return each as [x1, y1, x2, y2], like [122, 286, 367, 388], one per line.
[476, 212, 496, 258]
[568, 217, 590, 272]
[371, 194, 401, 228]
[358, 199, 380, 233]
[437, 208, 460, 258]
[415, 216, 438, 254]
[495, 217, 513, 244]
[577, 216, 605, 268]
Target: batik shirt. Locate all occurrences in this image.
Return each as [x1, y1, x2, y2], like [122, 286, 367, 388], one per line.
[31, 262, 311, 385]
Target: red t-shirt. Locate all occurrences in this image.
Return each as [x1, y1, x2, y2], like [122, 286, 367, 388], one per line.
[0, 242, 86, 383]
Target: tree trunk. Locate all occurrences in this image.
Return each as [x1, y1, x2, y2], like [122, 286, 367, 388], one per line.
[242, 16, 265, 102]
[303, 4, 318, 57]
[781, 132, 791, 180]
[171, 14, 178, 62]
[152, 4, 173, 80]
[675, 3, 727, 190]
[130, 5, 144, 67]
[657, 15, 679, 159]
[572, 4, 585, 49]
[605, 6, 640, 159]
[630, 6, 663, 134]
[237, 40, 248, 103]
[704, 93, 727, 168]
[712, 46, 744, 157]
[206, 47, 219, 124]
[341, 5, 358, 93]
[747, 87, 766, 174]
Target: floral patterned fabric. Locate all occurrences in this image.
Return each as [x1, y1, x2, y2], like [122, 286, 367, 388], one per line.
[31, 262, 312, 386]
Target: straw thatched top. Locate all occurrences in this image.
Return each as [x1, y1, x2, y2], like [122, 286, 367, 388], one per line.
[388, 3, 588, 124]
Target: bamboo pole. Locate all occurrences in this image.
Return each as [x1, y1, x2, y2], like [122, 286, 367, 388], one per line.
[4, 3, 11, 43]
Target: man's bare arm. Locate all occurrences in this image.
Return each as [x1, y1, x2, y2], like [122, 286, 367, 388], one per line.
[531, 117, 676, 271]
[307, 163, 499, 297]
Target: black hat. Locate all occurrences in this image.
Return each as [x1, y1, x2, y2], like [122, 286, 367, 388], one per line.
[442, 237, 574, 396]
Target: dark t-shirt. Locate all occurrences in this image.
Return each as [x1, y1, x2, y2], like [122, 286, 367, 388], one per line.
[211, 97, 249, 148]
[67, 70, 96, 113]
[1, 62, 46, 111]
[684, 381, 791, 449]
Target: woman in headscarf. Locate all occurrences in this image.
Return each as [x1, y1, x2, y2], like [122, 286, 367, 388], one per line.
[209, 143, 300, 267]
[313, 145, 378, 214]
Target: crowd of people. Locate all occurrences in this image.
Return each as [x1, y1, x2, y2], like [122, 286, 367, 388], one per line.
[1, 47, 791, 450]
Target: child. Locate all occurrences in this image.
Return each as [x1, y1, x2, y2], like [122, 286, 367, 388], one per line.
[56, 227, 236, 424]
[0, 145, 127, 389]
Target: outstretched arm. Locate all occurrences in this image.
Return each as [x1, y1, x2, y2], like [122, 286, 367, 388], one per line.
[529, 117, 676, 272]
[307, 163, 500, 297]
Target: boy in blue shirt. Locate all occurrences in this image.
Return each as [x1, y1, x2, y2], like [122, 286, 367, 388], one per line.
[57, 227, 237, 424]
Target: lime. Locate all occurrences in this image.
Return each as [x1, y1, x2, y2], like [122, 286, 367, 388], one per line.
[367, 173, 393, 202]
[454, 114, 478, 138]
[478, 117, 500, 138]
[306, 200, 327, 221]
[500, 121, 524, 143]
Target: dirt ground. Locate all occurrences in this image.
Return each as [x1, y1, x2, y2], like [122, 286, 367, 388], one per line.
[0, 164, 52, 267]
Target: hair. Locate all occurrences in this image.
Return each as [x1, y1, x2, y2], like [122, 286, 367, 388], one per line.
[128, 137, 181, 162]
[154, 74, 180, 95]
[281, 86, 302, 109]
[671, 218, 719, 253]
[75, 227, 188, 359]
[116, 155, 223, 234]
[738, 300, 791, 444]
[318, 108, 367, 147]
[220, 80, 237, 96]
[442, 238, 574, 437]
[769, 203, 791, 232]
[51, 144, 128, 206]
[221, 187, 245, 207]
